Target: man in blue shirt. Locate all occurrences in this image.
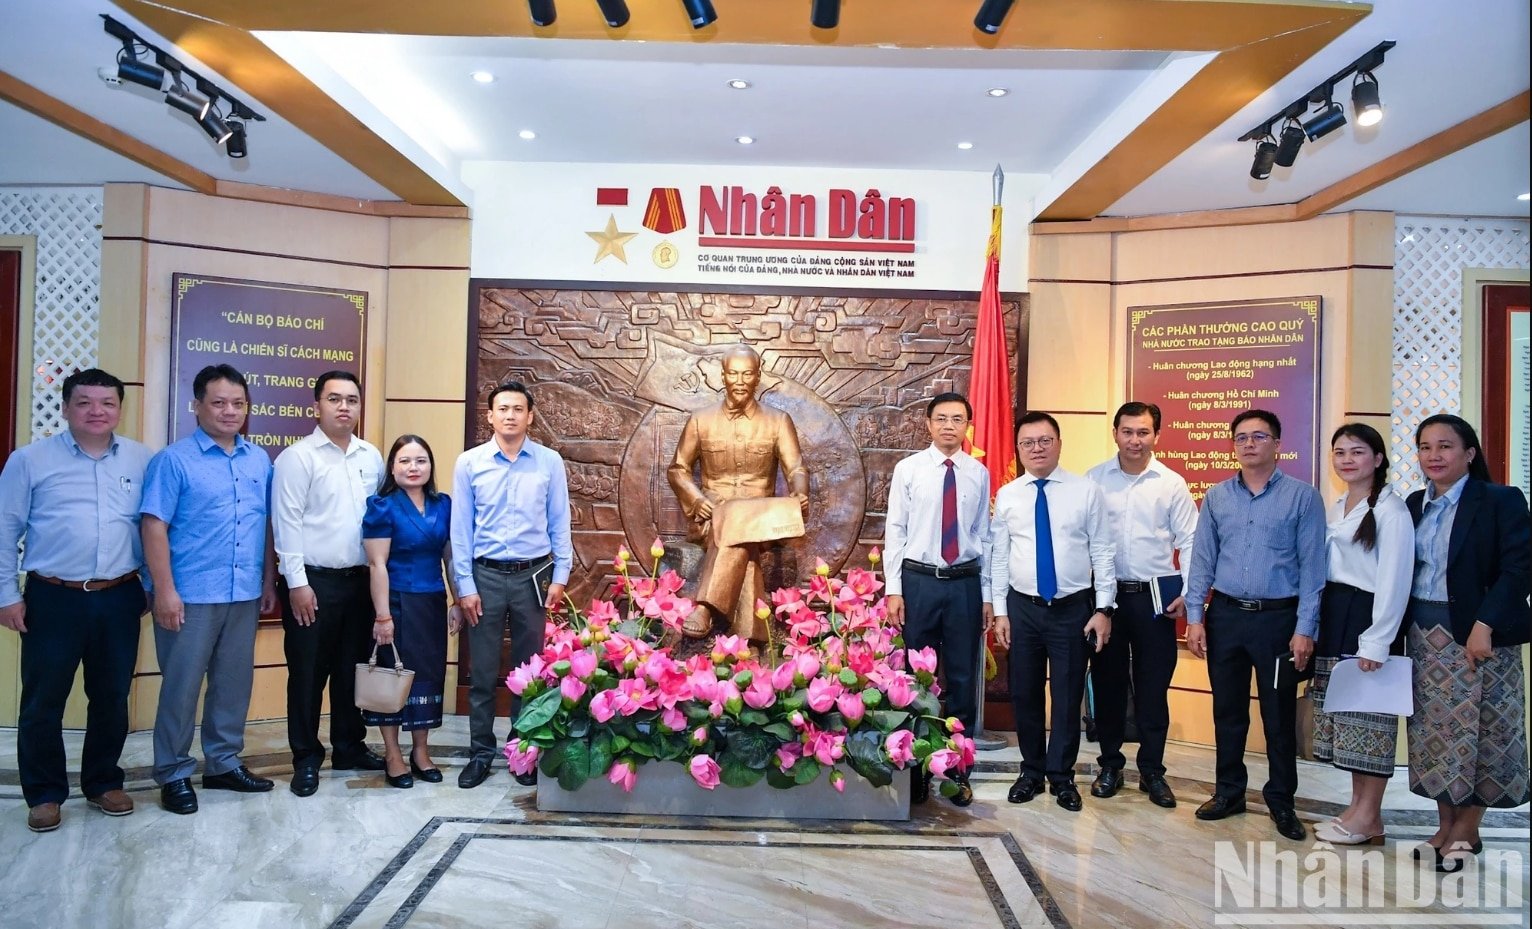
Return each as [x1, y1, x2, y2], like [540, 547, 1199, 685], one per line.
[0, 369, 152, 833]
[1184, 409, 1325, 841]
[141, 364, 277, 814]
[451, 380, 573, 789]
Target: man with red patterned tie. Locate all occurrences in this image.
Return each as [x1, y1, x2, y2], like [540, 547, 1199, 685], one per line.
[883, 392, 992, 807]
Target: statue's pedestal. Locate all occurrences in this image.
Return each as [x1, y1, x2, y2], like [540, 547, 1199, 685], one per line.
[536, 761, 911, 821]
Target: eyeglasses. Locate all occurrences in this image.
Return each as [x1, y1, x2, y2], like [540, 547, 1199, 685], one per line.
[323, 395, 361, 407]
[1017, 437, 1057, 451]
[1232, 432, 1273, 445]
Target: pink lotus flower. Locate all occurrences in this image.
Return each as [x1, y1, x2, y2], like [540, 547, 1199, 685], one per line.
[908, 647, 938, 674]
[744, 676, 776, 709]
[607, 759, 636, 792]
[793, 652, 821, 683]
[560, 675, 587, 703]
[884, 673, 917, 708]
[772, 587, 805, 614]
[689, 755, 721, 790]
[586, 599, 619, 626]
[950, 733, 977, 770]
[691, 726, 709, 746]
[504, 738, 539, 776]
[829, 769, 846, 793]
[770, 660, 797, 692]
[945, 716, 964, 734]
[589, 688, 620, 723]
[927, 748, 960, 781]
[885, 730, 915, 766]
[844, 567, 883, 599]
[835, 690, 865, 724]
[660, 706, 687, 732]
[505, 654, 547, 696]
[806, 677, 843, 713]
[775, 743, 802, 771]
[711, 635, 750, 663]
[807, 730, 846, 766]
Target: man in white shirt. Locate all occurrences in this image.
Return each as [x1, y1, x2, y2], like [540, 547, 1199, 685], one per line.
[883, 392, 991, 807]
[1084, 402, 1197, 808]
[990, 411, 1115, 812]
[272, 371, 385, 795]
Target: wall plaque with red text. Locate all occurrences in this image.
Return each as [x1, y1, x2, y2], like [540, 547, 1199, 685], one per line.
[1128, 297, 1322, 499]
[169, 274, 367, 459]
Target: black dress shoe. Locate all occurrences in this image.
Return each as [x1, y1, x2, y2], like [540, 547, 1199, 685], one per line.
[1051, 783, 1084, 812]
[1139, 774, 1178, 809]
[160, 778, 198, 815]
[1269, 806, 1307, 841]
[1007, 775, 1044, 804]
[513, 769, 538, 787]
[949, 771, 974, 808]
[203, 765, 274, 793]
[911, 768, 931, 804]
[1091, 766, 1123, 798]
[410, 758, 444, 784]
[458, 755, 493, 789]
[290, 765, 319, 797]
[332, 749, 387, 772]
[1195, 794, 1247, 820]
[385, 769, 414, 789]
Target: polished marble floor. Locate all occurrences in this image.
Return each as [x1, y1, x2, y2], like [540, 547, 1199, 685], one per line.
[1, 717, 1526, 929]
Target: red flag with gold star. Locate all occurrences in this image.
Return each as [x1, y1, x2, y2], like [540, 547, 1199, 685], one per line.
[965, 204, 1015, 498]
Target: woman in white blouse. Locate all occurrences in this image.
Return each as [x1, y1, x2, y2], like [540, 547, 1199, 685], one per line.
[1311, 423, 1414, 845]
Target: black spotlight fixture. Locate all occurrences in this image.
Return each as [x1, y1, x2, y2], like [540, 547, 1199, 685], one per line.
[1352, 71, 1383, 127]
[811, 0, 840, 29]
[165, 76, 210, 121]
[595, 0, 629, 27]
[974, 0, 1015, 34]
[1274, 117, 1305, 168]
[528, 0, 556, 26]
[115, 44, 163, 90]
[1250, 136, 1278, 180]
[199, 103, 233, 145]
[680, 0, 717, 28]
[1302, 85, 1346, 141]
[225, 120, 248, 159]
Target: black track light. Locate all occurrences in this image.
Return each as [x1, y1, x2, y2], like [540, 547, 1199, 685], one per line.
[1250, 138, 1278, 180]
[1302, 85, 1346, 141]
[974, 0, 1015, 34]
[116, 45, 163, 90]
[165, 78, 210, 121]
[811, 0, 840, 29]
[528, 0, 556, 26]
[199, 107, 232, 145]
[225, 121, 247, 159]
[1352, 72, 1383, 127]
[1274, 118, 1305, 168]
[680, 0, 717, 28]
[595, 0, 629, 27]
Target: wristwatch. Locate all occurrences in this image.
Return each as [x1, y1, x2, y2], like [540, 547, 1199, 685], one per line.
[1097, 606, 1116, 618]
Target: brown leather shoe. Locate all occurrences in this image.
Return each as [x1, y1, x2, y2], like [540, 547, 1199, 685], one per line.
[27, 802, 62, 833]
[87, 789, 135, 816]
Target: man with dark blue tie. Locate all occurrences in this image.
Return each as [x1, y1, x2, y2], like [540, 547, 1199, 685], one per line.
[990, 411, 1115, 812]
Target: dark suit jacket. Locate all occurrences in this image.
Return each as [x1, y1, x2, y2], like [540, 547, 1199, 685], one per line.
[1407, 479, 1532, 647]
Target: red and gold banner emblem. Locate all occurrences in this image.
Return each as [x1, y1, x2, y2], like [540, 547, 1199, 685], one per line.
[643, 187, 687, 234]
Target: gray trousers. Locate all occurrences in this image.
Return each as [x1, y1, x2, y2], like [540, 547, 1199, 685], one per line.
[467, 562, 548, 759]
[152, 600, 260, 784]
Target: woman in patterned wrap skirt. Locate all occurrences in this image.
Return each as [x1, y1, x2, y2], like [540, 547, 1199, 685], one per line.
[1406, 414, 1531, 872]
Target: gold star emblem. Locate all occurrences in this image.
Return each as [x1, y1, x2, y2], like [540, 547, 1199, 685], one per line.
[586, 213, 638, 264]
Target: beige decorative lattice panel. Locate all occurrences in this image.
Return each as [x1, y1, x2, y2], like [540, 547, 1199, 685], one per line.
[1392, 216, 1529, 489]
[0, 186, 103, 440]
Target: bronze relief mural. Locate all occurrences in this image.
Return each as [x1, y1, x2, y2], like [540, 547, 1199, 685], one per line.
[468, 284, 1026, 609]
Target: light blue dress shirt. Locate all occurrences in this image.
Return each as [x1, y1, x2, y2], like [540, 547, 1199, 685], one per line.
[139, 428, 271, 604]
[1184, 468, 1327, 638]
[1412, 473, 1469, 601]
[0, 430, 152, 606]
[450, 438, 573, 596]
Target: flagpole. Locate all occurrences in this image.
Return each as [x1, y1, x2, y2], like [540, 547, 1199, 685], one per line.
[973, 164, 1009, 754]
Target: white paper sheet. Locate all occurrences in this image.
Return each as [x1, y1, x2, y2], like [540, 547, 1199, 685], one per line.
[1322, 656, 1414, 717]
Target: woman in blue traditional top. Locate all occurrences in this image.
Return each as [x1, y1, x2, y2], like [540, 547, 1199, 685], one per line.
[365, 435, 461, 788]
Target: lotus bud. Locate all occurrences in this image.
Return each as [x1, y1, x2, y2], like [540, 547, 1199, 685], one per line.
[650, 537, 665, 559]
[867, 546, 881, 565]
[755, 599, 771, 620]
[814, 558, 831, 577]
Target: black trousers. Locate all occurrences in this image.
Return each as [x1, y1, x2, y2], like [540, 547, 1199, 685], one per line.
[1090, 587, 1178, 776]
[467, 560, 549, 758]
[900, 568, 984, 735]
[18, 578, 143, 806]
[281, 570, 374, 768]
[1007, 589, 1091, 786]
[1205, 599, 1299, 807]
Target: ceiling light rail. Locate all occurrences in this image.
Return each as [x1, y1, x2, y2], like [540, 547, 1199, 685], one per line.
[1238, 40, 1394, 179]
[101, 13, 265, 159]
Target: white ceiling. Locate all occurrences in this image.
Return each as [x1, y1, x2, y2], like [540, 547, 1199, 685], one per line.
[0, 0, 1527, 220]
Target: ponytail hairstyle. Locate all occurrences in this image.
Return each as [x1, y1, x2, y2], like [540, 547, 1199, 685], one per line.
[1331, 423, 1388, 552]
[1415, 413, 1493, 483]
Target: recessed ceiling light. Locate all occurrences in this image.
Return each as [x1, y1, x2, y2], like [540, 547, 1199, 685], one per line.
[957, 142, 974, 150]
[519, 129, 537, 140]
[986, 88, 1008, 97]
[728, 79, 750, 90]
[736, 135, 755, 145]
[471, 70, 495, 84]
[1520, 193, 1531, 201]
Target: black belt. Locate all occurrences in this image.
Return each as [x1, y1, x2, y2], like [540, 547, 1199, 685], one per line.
[29, 570, 139, 592]
[475, 554, 551, 574]
[1213, 591, 1299, 612]
[903, 559, 981, 580]
[1116, 580, 1149, 594]
[305, 565, 368, 578]
[1012, 588, 1092, 609]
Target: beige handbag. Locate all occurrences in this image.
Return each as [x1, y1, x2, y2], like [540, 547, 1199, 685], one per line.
[355, 642, 414, 713]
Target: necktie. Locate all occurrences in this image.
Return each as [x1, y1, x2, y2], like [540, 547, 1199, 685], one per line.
[1035, 478, 1058, 601]
[940, 460, 959, 564]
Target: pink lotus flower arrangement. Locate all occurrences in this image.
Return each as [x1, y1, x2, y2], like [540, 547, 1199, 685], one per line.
[504, 543, 975, 798]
